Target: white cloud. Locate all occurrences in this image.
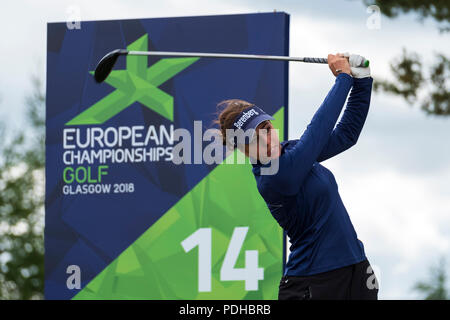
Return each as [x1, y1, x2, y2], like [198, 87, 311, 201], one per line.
[338, 167, 450, 256]
[322, 159, 450, 298]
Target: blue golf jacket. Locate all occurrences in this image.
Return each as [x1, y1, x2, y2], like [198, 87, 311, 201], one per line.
[252, 73, 373, 276]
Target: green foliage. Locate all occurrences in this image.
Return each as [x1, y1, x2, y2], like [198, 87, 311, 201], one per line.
[0, 75, 45, 299]
[421, 54, 450, 115]
[363, 0, 450, 300]
[364, 0, 450, 116]
[374, 49, 450, 115]
[374, 49, 424, 103]
[413, 258, 449, 300]
[363, 0, 450, 32]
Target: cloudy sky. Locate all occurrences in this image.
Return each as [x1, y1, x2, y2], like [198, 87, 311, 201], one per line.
[1, 0, 449, 299]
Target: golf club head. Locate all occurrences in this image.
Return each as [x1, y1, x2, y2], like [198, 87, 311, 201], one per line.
[94, 49, 128, 83]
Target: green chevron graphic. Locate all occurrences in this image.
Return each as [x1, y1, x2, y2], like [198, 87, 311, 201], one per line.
[66, 34, 199, 125]
[72, 107, 285, 300]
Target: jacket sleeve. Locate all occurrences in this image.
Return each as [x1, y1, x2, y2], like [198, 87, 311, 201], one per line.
[317, 77, 373, 162]
[272, 73, 354, 196]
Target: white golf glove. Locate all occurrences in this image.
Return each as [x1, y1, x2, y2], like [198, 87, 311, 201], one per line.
[343, 52, 371, 78]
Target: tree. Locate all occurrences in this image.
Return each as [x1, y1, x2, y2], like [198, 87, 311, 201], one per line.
[0, 75, 45, 299]
[362, 0, 449, 300]
[364, 0, 449, 32]
[363, 0, 450, 116]
[413, 257, 449, 300]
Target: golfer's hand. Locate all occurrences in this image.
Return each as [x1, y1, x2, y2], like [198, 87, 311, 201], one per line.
[328, 53, 351, 77]
[340, 52, 371, 78]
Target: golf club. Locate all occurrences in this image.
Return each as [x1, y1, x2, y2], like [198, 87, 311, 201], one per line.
[94, 49, 370, 83]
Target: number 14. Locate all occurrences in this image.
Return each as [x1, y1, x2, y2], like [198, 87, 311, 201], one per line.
[181, 227, 264, 292]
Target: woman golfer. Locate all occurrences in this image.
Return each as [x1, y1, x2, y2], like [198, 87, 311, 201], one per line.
[215, 53, 378, 300]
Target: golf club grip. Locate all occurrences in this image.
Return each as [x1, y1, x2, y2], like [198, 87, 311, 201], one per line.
[303, 57, 369, 68]
[303, 57, 328, 64]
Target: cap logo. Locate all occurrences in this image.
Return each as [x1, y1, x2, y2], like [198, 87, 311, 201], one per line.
[233, 109, 259, 129]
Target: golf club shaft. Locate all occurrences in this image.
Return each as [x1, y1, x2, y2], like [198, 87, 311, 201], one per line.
[93, 49, 370, 83]
[128, 50, 369, 66]
[129, 50, 326, 63]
